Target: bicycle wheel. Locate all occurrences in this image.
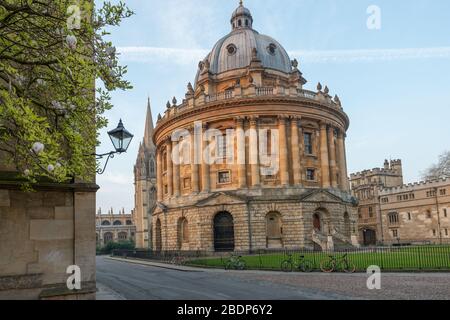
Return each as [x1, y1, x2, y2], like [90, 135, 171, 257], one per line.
[341, 260, 356, 273]
[320, 259, 335, 273]
[300, 260, 314, 272]
[281, 261, 293, 272]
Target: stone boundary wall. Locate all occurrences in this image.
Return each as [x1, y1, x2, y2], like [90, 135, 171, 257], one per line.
[0, 179, 98, 300]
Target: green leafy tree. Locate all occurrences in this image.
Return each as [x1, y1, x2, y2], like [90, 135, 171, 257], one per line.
[0, 0, 133, 186]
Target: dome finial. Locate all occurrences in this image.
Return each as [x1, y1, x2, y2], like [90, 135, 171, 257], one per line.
[231, 0, 253, 30]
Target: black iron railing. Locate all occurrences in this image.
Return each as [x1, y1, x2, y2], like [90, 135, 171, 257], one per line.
[111, 243, 450, 272]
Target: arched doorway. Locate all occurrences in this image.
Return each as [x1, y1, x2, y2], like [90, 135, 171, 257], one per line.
[214, 212, 235, 252]
[363, 229, 377, 246]
[155, 219, 162, 252]
[313, 213, 321, 231]
[266, 212, 283, 248]
[343, 212, 351, 238]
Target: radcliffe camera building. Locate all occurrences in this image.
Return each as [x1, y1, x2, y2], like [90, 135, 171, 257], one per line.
[135, 2, 359, 252]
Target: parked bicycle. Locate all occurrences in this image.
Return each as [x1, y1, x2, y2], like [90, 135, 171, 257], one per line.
[170, 254, 187, 266]
[225, 254, 246, 270]
[281, 253, 314, 272]
[320, 253, 356, 273]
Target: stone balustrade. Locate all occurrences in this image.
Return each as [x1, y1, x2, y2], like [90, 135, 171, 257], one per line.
[158, 85, 344, 124]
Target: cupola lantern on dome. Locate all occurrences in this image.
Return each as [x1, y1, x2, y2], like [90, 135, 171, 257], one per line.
[231, 0, 253, 30]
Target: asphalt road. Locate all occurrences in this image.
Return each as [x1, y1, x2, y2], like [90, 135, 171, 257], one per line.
[96, 256, 450, 300]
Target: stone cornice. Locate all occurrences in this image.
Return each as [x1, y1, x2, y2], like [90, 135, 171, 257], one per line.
[153, 96, 350, 144]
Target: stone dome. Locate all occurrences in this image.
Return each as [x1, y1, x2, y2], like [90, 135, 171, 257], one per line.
[195, 2, 293, 85]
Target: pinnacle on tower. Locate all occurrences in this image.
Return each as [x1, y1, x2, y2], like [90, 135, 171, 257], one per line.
[143, 98, 155, 149]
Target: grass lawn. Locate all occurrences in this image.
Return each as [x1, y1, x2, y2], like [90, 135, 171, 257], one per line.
[186, 246, 450, 272]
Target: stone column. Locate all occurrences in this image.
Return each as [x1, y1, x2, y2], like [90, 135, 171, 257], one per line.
[249, 116, 260, 187]
[166, 138, 173, 197]
[190, 128, 200, 193]
[156, 148, 163, 202]
[290, 116, 302, 185]
[320, 122, 331, 188]
[172, 139, 180, 197]
[201, 124, 210, 192]
[236, 117, 247, 188]
[337, 130, 350, 191]
[278, 116, 289, 185]
[328, 126, 338, 188]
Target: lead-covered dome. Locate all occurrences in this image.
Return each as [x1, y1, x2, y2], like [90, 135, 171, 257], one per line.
[195, 1, 293, 85]
[208, 29, 292, 74]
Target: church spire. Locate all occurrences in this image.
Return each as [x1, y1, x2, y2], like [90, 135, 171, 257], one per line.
[143, 98, 155, 149]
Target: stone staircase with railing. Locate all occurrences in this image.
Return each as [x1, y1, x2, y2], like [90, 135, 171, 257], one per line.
[312, 228, 359, 251]
[312, 229, 333, 251]
[331, 228, 355, 250]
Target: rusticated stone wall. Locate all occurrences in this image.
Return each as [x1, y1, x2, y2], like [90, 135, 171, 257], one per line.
[152, 188, 358, 252]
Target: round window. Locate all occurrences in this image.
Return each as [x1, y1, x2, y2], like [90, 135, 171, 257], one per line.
[268, 43, 277, 55]
[227, 44, 237, 55]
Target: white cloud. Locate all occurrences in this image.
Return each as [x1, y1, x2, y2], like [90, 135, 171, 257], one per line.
[290, 47, 450, 63]
[118, 46, 208, 65]
[117, 46, 450, 65]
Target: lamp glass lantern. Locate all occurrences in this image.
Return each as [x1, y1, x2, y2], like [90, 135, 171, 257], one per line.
[107, 119, 134, 153]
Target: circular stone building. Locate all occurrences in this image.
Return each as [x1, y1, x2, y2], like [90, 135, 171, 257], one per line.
[152, 2, 359, 252]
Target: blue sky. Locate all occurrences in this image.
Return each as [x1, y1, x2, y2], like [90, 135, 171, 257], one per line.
[95, 0, 450, 214]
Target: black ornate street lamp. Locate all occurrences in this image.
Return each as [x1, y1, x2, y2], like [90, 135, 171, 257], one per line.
[95, 119, 134, 174]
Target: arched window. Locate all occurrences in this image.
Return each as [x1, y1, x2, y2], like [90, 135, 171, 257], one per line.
[238, 19, 242, 27]
[104, 232, 113, 244]
[101, 220, 110, 226]
[150, 160, 155, 175]
[245, 19, 249, 26]
[177, 218, 189, 248]
[163, 151, 168, 172]
[217, 134, 227, 158]
[113, 220, 122, 226]
[126, 220, 133, 226]
[182, 219, 189, 243]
